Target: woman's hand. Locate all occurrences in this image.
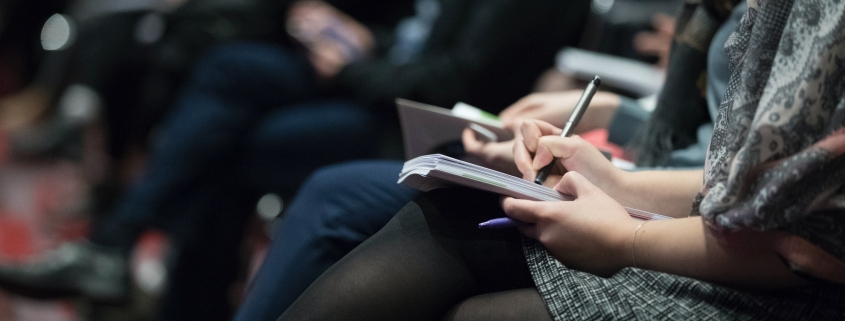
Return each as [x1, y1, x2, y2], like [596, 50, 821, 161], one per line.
[461, 128, 520, 176]
[287, 1, 374, 78]
[498, 91, 620, 131]
[514, 120, 623, 192]
[502, 172, 639, 276]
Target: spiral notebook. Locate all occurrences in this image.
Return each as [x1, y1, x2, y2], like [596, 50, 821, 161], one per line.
[398, 154, 672, 221]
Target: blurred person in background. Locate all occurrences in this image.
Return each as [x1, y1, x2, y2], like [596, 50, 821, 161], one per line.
[0, 0, 591, 320]
[234, 0, 743, 316]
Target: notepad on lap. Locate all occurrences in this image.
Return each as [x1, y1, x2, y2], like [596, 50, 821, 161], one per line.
[398, 154, 671, 221]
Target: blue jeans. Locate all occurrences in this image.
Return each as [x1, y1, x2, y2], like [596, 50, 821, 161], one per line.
[233, 160, 420, 321]
[89, 42, 379, 320]
[92, 41, 377, 248]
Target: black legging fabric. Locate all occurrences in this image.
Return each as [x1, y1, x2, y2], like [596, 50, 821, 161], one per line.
[278, 188, 553, 321]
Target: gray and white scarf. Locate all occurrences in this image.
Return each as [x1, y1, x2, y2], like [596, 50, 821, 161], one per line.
[692, 0, 845, 266]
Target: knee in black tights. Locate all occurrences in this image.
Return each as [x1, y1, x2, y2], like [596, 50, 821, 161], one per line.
[279, 188, 544, 321]
[443, 288, 553, 321]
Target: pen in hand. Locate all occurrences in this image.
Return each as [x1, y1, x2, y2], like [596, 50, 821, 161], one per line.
[478, 76, 602, 230]
[533, 75, 601, 185]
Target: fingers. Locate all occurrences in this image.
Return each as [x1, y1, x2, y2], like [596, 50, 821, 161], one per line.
[500, 197, 543, 224]
[532, 137, 557, 171]
[499, 94, 539, 122]
[531, 135, 590, 171]
[519, 120, 561, 153]
[553, 171, 600, 197]
[461, 127, 483, 153]
[513, 120, 565, 179]
[502, 197, 564, 241]
[307, 41, 347, 78]
[513, 138, 536, 181]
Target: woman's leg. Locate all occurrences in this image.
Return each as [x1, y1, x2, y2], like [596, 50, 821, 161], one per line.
[279, 188, 550, 321]
[444, 288, 551, 321]
[234, 160, 420, 321]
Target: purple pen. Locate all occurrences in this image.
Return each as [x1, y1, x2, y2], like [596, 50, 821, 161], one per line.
[478, 217, 530, 229]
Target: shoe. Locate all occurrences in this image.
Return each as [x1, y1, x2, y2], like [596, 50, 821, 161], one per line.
[0, 241, 129, 304]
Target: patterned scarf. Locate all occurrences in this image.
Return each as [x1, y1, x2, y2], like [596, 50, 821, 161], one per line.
[691, 0, 845, 269]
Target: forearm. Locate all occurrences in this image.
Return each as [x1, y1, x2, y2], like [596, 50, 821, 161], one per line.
[631, 216, 805, 290]
[608, 170, 702, 217]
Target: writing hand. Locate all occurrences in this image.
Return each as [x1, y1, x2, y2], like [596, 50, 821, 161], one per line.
[513, 119, 622, 190]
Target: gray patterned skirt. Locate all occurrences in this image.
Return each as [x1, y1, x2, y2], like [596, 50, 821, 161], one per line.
[523, 240, 845, 320]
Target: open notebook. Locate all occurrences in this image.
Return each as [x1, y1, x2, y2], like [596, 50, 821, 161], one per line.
[398, 154, 672, 221]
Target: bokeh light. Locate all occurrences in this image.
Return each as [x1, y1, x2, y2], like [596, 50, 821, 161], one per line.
[41, 14, 76, 51]
[134, 12, 166, 45]
[256, 193, 284, 221]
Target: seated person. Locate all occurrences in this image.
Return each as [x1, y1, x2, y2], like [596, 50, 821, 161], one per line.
[0, 0, 590, 319]
[235, 1, 743, 319]
[277, 0, 845, 319]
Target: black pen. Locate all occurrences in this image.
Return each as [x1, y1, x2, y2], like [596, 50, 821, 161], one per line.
[534, 75, 601, 185]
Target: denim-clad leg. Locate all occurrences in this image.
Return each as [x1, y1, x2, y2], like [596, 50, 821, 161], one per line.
[90, 42, 321, 250]
[85, 42, 382, 320]
[239, 100, 381, 196]
[157, 101, 381, 321]
[232, 161, 421, 321]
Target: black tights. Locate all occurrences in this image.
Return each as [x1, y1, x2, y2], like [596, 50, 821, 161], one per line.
[279, 188, 553, 321]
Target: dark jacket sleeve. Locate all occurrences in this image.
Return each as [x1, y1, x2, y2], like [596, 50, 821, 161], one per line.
[335, 0, 590, 113]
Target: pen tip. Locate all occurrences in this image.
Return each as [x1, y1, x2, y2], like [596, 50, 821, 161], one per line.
[478, 223, 487, 229]
[592, 75, 602, 86]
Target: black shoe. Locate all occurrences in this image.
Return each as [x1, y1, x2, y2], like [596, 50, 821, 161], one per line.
[0, 242, 129, 304]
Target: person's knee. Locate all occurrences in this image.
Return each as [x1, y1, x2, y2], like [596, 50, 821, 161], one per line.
[278, 163, 364, 233]
[297, 161, 393, 200]
[297, 163, 355, 201]
[188, 42, 278, 90]
[287, 162, 401, 244]
[443, 289, 552, 321]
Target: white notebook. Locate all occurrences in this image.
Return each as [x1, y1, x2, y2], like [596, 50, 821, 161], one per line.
[398, 154, 672, 221]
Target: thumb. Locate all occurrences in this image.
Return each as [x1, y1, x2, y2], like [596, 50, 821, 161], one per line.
[553, 171, 600, 198]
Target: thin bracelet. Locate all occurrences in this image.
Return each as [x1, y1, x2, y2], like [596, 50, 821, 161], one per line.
[631, 220, 648, 268]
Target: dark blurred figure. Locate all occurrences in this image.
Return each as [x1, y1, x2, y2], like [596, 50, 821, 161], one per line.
[0, 0, 591, 321]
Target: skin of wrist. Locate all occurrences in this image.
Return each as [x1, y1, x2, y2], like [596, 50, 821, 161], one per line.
[602, 213, 643, 274]
[595, 166, 629, 204]
[603, 216, 643, 273]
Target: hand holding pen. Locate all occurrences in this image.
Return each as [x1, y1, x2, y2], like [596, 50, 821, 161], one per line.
[480, 76, 602, 229]
[534, 76, 601, 184]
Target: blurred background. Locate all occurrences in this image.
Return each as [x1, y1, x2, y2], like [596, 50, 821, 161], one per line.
[0, 0, 681, 320]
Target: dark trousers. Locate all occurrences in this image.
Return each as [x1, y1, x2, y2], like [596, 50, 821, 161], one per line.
[233, 161, 420, 321]
[90, 42, 380, 320]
